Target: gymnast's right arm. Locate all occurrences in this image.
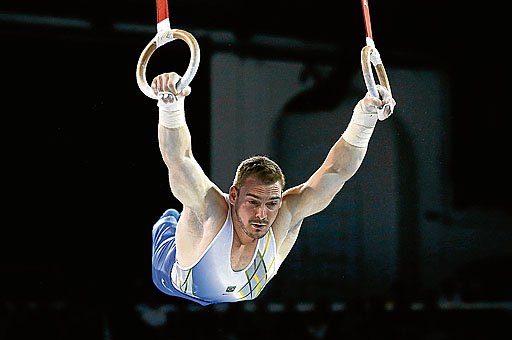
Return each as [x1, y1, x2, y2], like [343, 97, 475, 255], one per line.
[152, 72, 215, 212]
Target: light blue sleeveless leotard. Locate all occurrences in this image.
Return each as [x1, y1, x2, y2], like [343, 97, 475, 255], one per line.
[152, 195, 278, 305]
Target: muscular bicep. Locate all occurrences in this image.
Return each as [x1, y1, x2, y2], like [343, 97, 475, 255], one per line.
[159, 124, 220, 211]
[282, 169, 345, 226]
[284, 138, 367, 223]
[167, 156, 219, 210]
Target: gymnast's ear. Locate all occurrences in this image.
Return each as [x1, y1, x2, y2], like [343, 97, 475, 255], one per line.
[229, 186, 238, 205]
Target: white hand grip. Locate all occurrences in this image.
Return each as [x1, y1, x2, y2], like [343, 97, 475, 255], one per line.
[136, 29, 200, 99]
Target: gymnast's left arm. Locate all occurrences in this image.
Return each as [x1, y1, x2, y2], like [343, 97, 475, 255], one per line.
[283, 86, 395, 224]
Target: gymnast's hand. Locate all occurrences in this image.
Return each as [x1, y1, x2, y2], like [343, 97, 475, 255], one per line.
[360, 85, 395, 120]
[342, 85, 395, 147]
[151, 72, 192, 104]
[153, 72, 191, 129]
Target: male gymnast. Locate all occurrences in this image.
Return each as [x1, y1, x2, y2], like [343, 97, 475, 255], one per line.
[151, 72, 395, 305]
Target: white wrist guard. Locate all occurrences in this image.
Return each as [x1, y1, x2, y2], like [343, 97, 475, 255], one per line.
[342, 100, 378, 148]
[157, 93, 186, 129]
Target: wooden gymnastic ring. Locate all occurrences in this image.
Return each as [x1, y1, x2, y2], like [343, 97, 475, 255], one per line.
[136, 29, 200, 99]
[361, 44, 391, 98]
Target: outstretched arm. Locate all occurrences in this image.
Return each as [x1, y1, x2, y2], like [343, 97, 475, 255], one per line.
[153, 72, 219, 212]
[283, 86, 395, 225]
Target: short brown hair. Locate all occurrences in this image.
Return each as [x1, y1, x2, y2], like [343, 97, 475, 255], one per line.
[233, 155, 285, 190]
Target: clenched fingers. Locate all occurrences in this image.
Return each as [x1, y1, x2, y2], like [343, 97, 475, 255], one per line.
[151, 72, 192, 102]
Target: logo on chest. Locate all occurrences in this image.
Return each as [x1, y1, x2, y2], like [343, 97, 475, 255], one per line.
[225, 286, 236, 293]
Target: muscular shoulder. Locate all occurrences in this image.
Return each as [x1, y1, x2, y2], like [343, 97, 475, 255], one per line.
[271, 186, 304, 239]
[187, 185, 228, 222]
[176, 188, 229, 267]
[280, 185, 305, 221]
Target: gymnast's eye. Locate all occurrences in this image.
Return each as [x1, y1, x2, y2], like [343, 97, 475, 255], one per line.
[266, 202, 278, 208]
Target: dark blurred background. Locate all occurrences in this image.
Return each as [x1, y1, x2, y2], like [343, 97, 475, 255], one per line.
[1, 1, 511, 339]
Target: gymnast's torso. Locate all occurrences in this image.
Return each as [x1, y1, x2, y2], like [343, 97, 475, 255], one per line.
[170, 195, 278, 304]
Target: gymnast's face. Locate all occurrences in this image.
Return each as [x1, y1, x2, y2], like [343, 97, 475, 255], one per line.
[230, 175, 282, 240]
